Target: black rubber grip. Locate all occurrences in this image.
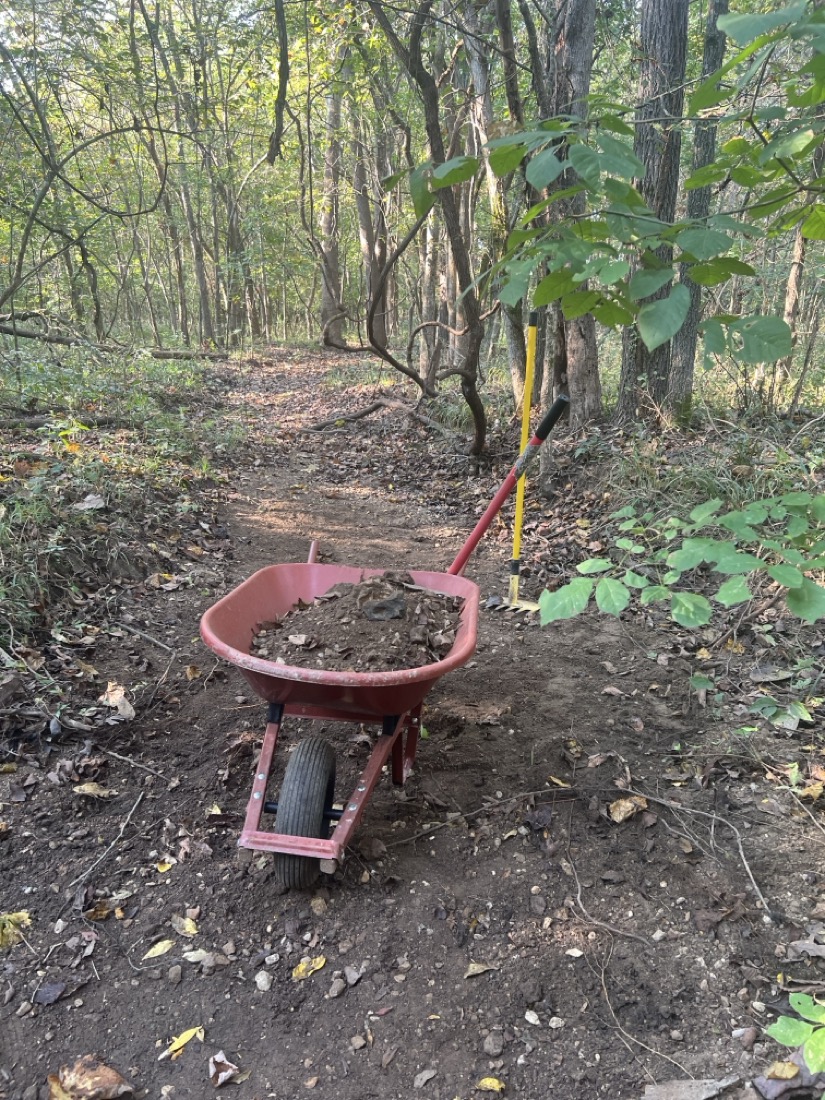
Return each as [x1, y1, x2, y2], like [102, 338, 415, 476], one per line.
[510, 560, 521, 575]
[535, 394, 570, 440]
[529, 310, 538, 327]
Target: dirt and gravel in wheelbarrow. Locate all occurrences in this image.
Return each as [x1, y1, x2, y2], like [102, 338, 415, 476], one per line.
[200, 396, 568, 887]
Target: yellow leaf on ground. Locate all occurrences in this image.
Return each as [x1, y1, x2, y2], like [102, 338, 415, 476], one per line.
[171, 914, 198, 938]
[48, 1053, 132, 1099]
[766, 1061, 800, 1081]
[725, 639, 746, 654]
[158, 1025, 204, 1061]
[292, 955, 326, 981]
[800, 782, 824, 800]
[696, 647, 711, 659]
[185, 665, 201, 681]
[477, 1077, 506, 1092]
[156, 861, 174, 873]
[142, 939, 175, 960]
[73, 782, 118, 799]
[0, 911, 31, 949]
[546, 775, 571, 788]
[464, 961, 499, 979]
[609, 795, 648, 824]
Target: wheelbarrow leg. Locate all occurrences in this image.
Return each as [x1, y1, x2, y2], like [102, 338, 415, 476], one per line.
[391, 704, 421, 785]
[239, 702, 284, 851]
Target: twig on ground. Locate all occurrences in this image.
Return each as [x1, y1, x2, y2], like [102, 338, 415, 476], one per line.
[387, 787, 575, 848]
[68, 792, 145, 888]
[629, 789, 774, 921]
[787, 789, 825, 843]
[145, 650, 177, 708]
[566, 854, 650, 946]
[709, 589, 783, 650]
[590, 943, 694, 1080]
[117, 623, 175, 653]
[95, 746, 166, 781]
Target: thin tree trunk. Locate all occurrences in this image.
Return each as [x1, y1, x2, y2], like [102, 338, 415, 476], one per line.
[320, 75, 345, 346]
[671, 0, 728, 420]
[617, 0, 689, 422]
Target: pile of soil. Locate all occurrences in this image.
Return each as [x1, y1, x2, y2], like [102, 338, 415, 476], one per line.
[250, 571, 464, 672]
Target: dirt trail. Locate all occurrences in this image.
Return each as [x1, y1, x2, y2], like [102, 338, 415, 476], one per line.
[1, 352, 820, 1100]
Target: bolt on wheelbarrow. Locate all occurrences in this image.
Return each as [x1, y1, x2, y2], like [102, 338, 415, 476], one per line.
[200, 395, 568, 888]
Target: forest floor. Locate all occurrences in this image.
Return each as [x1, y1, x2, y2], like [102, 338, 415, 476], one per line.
[2, 348, 825, 1100]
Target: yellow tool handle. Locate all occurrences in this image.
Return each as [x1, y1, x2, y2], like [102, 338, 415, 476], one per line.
[509, 311, 538, 603]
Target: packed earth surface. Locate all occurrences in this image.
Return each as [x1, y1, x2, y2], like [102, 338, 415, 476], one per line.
[2, 350, 825, 1100]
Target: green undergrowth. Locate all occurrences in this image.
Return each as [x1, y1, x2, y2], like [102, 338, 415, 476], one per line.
[0, 348, 241, 650]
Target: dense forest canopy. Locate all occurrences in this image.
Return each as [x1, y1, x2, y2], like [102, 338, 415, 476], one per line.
[1, 1, 824, 449]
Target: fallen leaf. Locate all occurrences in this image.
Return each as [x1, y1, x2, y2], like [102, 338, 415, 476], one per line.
[696, 647, 711, 659]
[48, 1054, 133, 1098]
[602, 685, 626, 697]
[0, 910, 31, 949]
[799, 782, 824, 801]
[725, 639, 745, 654]
[464, 961, 499, 978]
[209, 1050, 240, 1087]
[73, 493, 106, 511]
[97, 682, 135, 721]
[157, 1025, 204, 1062]
[34, 981, 66, 1006]
[546, 775, 571, 788]
[171, 914, 198, 938]
[0, 763, 17, 774]
[600, 661, 617, 674]
[292, 955, 326, 981]
[477, 1077, 506, 1093]
[413, 1068, 437, 1088]
[183, 949, 211, 964]
[142, 939, 175, 960]
[609, 795, 648, 824]
[73, 783, 118, 799]
[83, 901, 113, 921]
[156, 860, 174, 873]
[185, 665, 202, 681]
[766, 1061, 800, 1081]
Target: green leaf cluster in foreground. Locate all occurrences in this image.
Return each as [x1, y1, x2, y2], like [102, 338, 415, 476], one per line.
[766, 993, 825, 1074]
[539, 491, 825, 629]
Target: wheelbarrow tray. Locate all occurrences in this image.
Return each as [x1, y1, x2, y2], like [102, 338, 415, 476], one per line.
[200, 562, 479, 718]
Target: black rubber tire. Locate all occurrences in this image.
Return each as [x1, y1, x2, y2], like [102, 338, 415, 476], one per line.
[274, 737, 336, 890]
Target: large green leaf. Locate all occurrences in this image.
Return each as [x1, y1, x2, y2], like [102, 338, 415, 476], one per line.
[790, 994, 825, 1025]
[641, 585, 672, 605]
[636, 285, 691, 351]
[525, 148, 564, 190]
[676, 228, 731, 261]
[729, 316, 792, 364]
[561, 290, 601, 320]
[409, 164, 435, 218]
[431, 156, 479, 190]
[805, 1027, 825, 1074]
[670, 593, 713, 628]
[593, 132, 644, 180]
[767, 564, 805, 588]
[628, 268, 673, 300]
[538, 578, 594, 624]
[786, 578, 825, 623]
[577, 559, 613, 574]
[490, 143, 526, 176]
[714, 576, 752, 607]
[534, 270, 577, 306]
[802, 204, 825, 240]
[765, 1016, 816, 1047]
[718, 3, 807, 45]
[595, 578, 630, 616]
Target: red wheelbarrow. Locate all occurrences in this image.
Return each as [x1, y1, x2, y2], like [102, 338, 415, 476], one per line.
[200, 395, 568, 887]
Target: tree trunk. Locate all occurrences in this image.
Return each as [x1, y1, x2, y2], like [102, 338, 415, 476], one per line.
[671, 0, 728, 420]
[369, 0, 487, 453]
[320, 77, 345, 346]
[616, 0, 689, 422]
[550, 0, 601, 430]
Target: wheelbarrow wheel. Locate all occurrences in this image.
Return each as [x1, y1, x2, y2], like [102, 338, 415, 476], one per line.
[275, 737, 336, 890]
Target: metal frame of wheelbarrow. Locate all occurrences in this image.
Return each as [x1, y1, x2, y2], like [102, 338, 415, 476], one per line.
[199, 394, 569, 882]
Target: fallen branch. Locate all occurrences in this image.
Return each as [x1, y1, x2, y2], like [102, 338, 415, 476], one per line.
[0, 414, 120, 430]
[68, 791, 145, 888]
[0, 320, 227, 360]
[306, 396, 461, 440]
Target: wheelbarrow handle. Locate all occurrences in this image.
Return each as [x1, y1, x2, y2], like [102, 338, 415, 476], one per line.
[448, 394, 569, 577]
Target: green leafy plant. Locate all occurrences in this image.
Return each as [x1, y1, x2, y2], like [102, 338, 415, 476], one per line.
[766, 993, 825, 1074]
[539, 491, 825, 629]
